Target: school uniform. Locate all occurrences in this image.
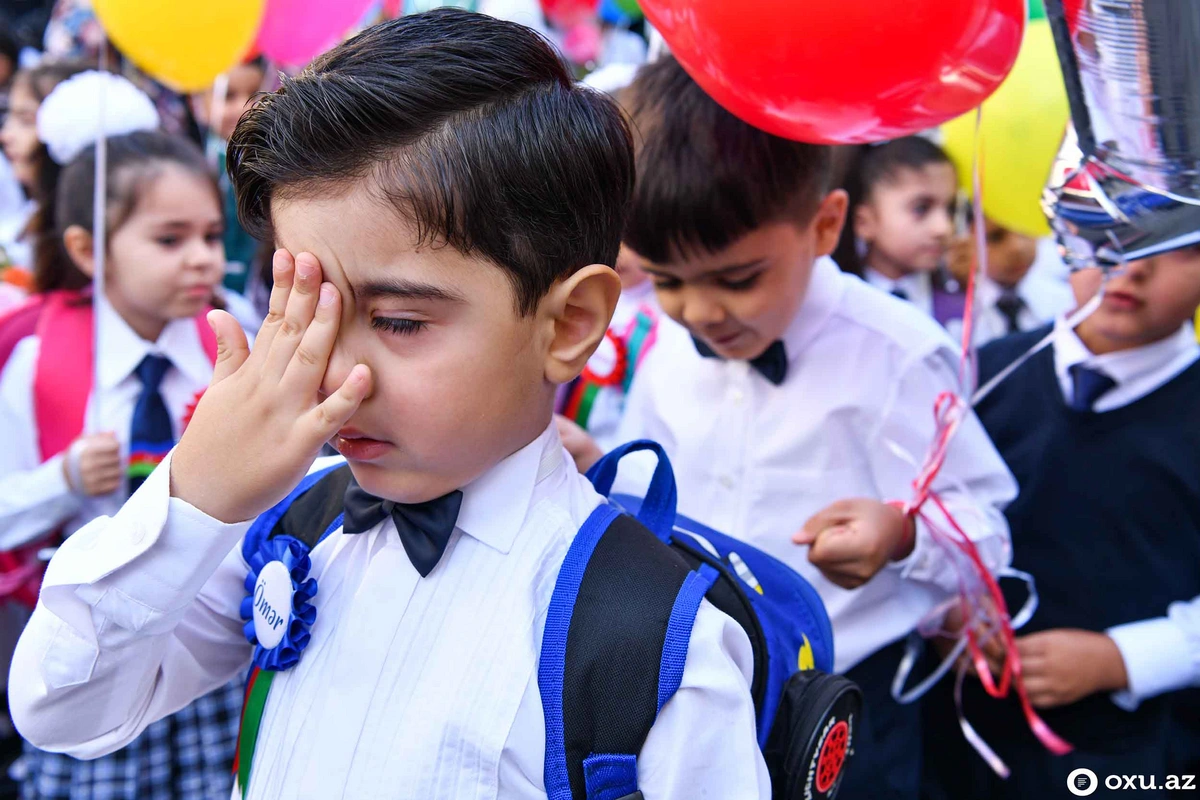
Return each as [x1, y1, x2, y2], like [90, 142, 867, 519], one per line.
[0, 298, 242, 800]
[925, 319, 1200, 799]
[616, 256, 1017, 799]
[9, 422, 770, 800]
[968, 274, 1074, 346]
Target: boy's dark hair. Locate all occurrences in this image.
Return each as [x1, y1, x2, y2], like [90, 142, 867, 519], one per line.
[35, 130, 219, 292]
[622, 56, 833, 264]
[228, 8, 634, 316]
[831, 136, 955, 276]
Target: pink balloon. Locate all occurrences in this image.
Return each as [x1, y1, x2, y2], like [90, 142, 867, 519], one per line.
[255, 0, 376, 66]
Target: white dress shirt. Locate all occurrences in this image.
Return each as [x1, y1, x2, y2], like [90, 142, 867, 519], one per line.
[9, 423, 769, 800]
[971, 274, 1074, 346]
[1050, 317, 1200, 708]
[616, 257, 1017, 672]
[0, 299, 215, 550]
[864, 267, 934, 317]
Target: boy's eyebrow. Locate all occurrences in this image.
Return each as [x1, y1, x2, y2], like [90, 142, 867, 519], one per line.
[352, 277, 467, 304]
[151, 219, 223, 230]
[642, 259, 765, 280]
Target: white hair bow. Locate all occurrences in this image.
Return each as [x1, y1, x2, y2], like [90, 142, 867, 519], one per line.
[36, 71, 161, 166]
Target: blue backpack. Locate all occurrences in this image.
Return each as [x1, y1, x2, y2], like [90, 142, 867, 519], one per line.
[542, 440, 861, 800]
[233, 441, 859, 800]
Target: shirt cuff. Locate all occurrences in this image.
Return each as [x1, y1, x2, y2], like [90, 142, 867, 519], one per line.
[42, 451, 252, 623]
[888, 517, 938, 581]
[1107, 617, 1194, 711]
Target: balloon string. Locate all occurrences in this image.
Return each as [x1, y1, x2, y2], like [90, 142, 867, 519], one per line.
[90, 40, 109, 438]
[890, 107, 1074, 771]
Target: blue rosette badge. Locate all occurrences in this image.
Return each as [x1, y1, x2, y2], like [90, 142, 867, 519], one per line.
[241, 536, 318, 671]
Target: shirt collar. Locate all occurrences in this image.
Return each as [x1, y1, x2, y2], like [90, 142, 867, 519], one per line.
[96, 299, 213, 390]
[1054, 316, 1199, 396]
[863, 267, 932, 313]
[780, 256, 847, 365]
[454, 421, 565, 554]
[977, 275, 1011, 307]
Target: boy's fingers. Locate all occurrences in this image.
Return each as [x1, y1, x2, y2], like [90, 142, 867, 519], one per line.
[265, 252, 323, 380]
[282, 283, 341, 392]
[261, 250, 295, 330]
[798, 501, 856, 542]
[806, 525, 858, 562]
[209, 310, 251, 383]
[308, 364, 372, 440]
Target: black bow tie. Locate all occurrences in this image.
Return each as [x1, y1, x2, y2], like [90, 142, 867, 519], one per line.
[342, 479, 464, 577]
[692, 337, 788, 385]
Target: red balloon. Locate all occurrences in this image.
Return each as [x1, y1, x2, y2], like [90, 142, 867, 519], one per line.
[640, 0, 1026, 144]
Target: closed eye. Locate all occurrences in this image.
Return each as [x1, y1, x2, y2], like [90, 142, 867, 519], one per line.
[718, 273, 762, 291]
[371, 317, 427, 336]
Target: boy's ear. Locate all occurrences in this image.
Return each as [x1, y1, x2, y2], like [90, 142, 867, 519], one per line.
[814, 189, 850, 258]
[62, 225, 96, 278]
[542, 263, 622, 385]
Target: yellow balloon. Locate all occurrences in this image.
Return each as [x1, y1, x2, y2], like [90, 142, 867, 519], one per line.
[93, 0, 266, 93]
[941, 21, 1068, 238]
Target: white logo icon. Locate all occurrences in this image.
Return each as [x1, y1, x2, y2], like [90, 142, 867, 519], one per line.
[1068, 768, 1099, 796]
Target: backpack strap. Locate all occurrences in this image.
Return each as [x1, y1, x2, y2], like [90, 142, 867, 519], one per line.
[586, 440, 677, 542]
[34, 291, 92, 461]
[0, 294, 46, 369]
[540, 501, 718, 800]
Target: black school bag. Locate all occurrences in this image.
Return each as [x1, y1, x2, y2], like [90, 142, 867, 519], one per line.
[540, 440, 862, 800]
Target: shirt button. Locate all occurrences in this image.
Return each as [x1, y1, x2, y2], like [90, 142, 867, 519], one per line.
[719, 474, 736, 490]
[730, 388, 745, 405]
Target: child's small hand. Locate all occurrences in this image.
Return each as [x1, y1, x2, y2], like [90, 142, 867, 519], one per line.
[66, 432, 122, 496]
[1016, 629, 1129, 709]
[555, 414, 604, 473]
[170, 250, 372, 523]
[933, 599, 1008, 679]
[792, 498, 913, 589]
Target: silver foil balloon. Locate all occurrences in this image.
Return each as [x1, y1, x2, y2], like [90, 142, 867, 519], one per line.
[1042, 0, 1200, 269]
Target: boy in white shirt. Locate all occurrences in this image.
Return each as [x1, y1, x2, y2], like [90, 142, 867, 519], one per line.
[8, 12, 768, 800]
[564, 57, 1017, 800]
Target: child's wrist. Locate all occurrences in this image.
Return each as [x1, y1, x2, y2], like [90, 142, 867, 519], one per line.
[62, 441, 86, 495]
[1098, 633, 1131, 694]
[886, 500, 916, 561]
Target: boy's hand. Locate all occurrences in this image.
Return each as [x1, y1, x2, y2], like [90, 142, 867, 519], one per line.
[932, 599, 1009, 679]
[555, 414, 604, 473]
[67, 433, 122, 496]
[1017, 629, 1129, 708]
[170, 250, 372, 523]
[792, 498, 913, 589]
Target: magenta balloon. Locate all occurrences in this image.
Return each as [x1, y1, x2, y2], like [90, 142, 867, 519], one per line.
[255, 0, 376, 66]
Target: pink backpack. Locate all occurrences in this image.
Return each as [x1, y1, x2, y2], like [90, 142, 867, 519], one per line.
[0, 290, 217, 606]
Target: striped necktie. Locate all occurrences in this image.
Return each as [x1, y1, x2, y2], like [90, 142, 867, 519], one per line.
[128, 354, 174, 494]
